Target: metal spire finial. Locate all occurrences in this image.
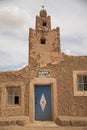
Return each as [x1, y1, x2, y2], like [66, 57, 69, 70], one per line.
[42, 5, 45, 10]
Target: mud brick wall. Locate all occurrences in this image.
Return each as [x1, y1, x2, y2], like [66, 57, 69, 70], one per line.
[0, 67, 28, 117]
[29, 54, 87, 117]
[29, 28, 63, 65]
[0, 54, 87, 117]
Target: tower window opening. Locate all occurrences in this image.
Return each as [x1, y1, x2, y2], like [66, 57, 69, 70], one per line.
[40, 38, 46, 44]
[43, 21, 47, 26]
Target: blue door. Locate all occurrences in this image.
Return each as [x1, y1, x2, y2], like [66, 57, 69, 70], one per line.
[35, 85, 51, 121]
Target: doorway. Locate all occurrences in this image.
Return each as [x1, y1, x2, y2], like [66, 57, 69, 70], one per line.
[35, 85, 51, 121]
[29, 78, 57, 122]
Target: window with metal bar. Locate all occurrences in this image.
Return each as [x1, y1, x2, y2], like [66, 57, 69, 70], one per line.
[77, 75, 87, 91]
[7, 86, 20, 105]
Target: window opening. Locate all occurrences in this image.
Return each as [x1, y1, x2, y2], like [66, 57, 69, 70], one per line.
[15, 96, 19, 104]
[7, 87, 20, 105]
[40, 38, 46, 44]
[77, 75, 87, 91]
[43, 21, 47, 26]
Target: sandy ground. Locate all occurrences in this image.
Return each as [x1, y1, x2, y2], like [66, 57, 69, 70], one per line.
[0, 125, 87, 130]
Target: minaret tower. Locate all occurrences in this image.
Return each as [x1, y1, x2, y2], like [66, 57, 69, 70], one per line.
[29, 7, 63, 66]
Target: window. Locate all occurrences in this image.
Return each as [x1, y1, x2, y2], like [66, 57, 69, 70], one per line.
[73, 71, 87, 96]
[42, 21, 47, 26]
[77, 75, 87, 91]
[40, 38, 46, 44]
[7, 87, 20, 105]
[15, 96, 19, 104]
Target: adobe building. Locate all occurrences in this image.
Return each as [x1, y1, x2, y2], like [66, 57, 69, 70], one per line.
[0, 8, 87, 126]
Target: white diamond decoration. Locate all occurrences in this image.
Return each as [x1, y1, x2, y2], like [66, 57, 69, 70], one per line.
[40, 93, 47, 112]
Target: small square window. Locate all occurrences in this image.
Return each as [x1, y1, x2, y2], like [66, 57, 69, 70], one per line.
[42, 21, 47, 26]
[7, 86, 20, 105]
[40, 38, 46, 44]
[77, 75, 87, 91]
[73, 71, 87, 96]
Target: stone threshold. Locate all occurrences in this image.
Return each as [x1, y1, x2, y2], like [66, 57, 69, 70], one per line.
[26, 121, 58, 127]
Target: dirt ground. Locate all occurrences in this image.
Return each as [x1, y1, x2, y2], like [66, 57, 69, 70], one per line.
[0, 125, 87, 130]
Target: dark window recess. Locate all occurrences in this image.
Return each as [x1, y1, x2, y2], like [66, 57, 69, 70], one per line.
[41, 38, 46, 44]
[15, 96, 19, 104]
[43, 21, 47, 26]
[77, 75, 87, 91]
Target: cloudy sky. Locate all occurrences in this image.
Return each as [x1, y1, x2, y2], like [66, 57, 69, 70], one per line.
[0, 0, 87, 71]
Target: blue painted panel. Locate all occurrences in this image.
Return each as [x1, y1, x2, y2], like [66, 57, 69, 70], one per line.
[35, 85, 51, 121]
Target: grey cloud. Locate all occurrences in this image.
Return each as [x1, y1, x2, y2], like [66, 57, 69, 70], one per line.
[61, 36, 87, 56]
[0, 0, 87, 71]
[0, 62, 27, 71]
[0, 6, 30, 27]
[78, 0, 87, 4]
[0, 0, 7, 1]
[0, 50, 10, 58]
[0, 30, 26, 41]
